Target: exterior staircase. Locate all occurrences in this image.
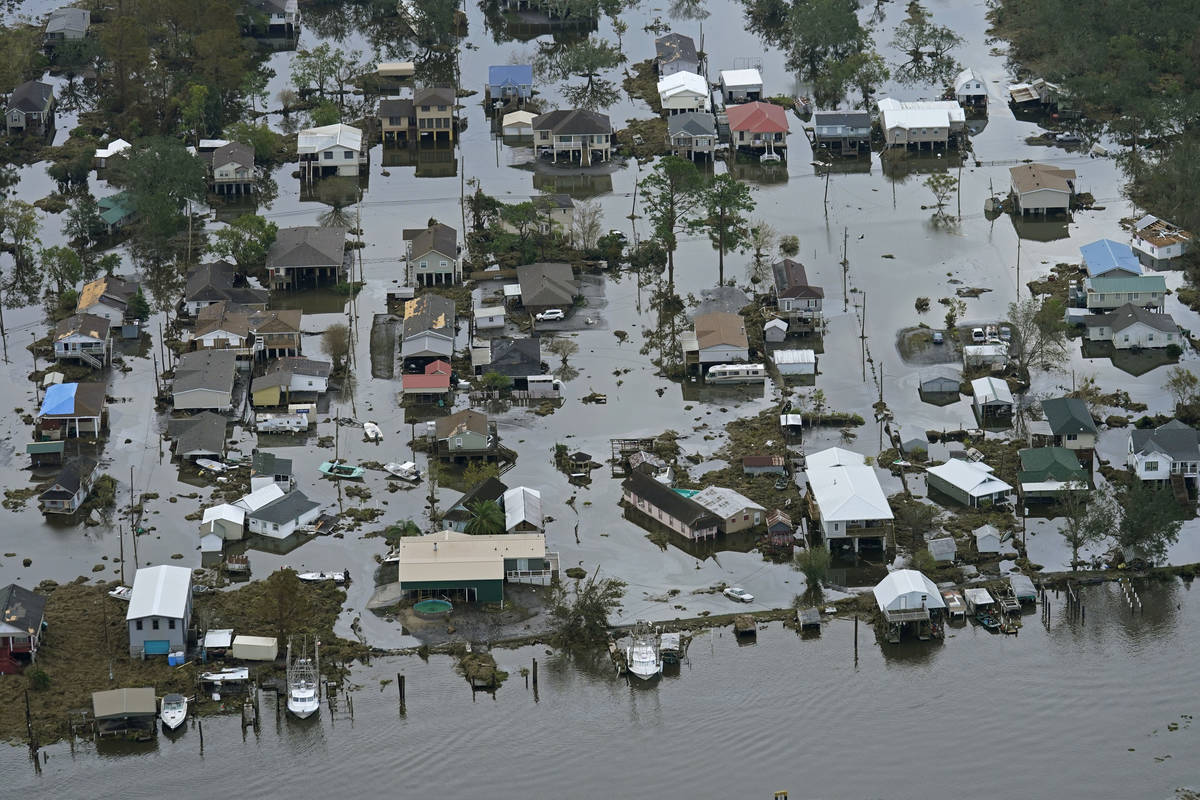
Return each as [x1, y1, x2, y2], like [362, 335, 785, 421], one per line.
[1169, 473, 1190, 506]
[77, 349, 103, 370]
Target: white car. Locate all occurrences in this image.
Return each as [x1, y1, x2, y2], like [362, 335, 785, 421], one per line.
[724, 587, 754, 603]
[535, 308, 565, 322]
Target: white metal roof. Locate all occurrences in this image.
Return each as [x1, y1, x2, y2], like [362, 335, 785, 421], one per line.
[234, 484, 285, 513]
[475, 306, 505, 320]
[502, 110, 536, 127]
[204, 629, 234, 649]
[720, 68, 763, 88]
[780, 413, 804, 427]
[927, 459, 1013, 498]
[388, 530, 546, 583]
[807, 464, 893, 523]
[202, 503, 245, 526]
[877, 97, 965, 123]
[773, 348, 815, 364]
[658, 70, 709, 101]
[504, 486, 543, 531]
[805, 446, 865, 471]
[691, 486, 765, 517]
[963, 343, 1008, 357]
[964, 587, 994, 605]
[198, 138, 230, 150]
[126, 565, 192, 621]
[973, 523, 1003, 552]
[297, 123, 362, 154]
[971, 376, 1013, 406]
[94, 138, 130, 159]
[954, 68, 984, 94]
[764, 318, 788, 331]
[872, 569, 946, 613]
[503, 283, 522, 298]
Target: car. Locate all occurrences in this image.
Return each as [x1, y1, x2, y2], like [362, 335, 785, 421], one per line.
[998, 325, 1012, 341]
[971, 327, 986, 343]
[535, 309, 565, 322]
[607, 229, 627, 241]
[724, 587, 754, 603]
[1056, 132, 1081, 143]
[932, 331, 944, 345]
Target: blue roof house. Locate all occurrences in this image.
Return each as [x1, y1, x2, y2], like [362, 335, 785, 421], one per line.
[487, 65, 534, 103]
[1080, 239, 1141, 278]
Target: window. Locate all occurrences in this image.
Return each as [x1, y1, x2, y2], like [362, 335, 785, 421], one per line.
[168, 619, 176, 630]
[455, 437, 463, 447]
[437, 105, 446, 111]
[136, 620, 143, 631]
[1149, 334, 1155, 342]
[152, 619, 160, 630]
[344, 150, 354, 159]
[1145, 460, 1159, 472]
[1066, 433, 1077, 441]
[323, 151, 333, 160]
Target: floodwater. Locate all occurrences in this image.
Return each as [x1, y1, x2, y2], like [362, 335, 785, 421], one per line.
[6, 578, 1200, 798]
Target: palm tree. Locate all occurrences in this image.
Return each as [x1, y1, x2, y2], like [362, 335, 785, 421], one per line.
[465, 500, 506, 535]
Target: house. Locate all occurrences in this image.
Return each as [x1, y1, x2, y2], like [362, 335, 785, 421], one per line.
[1009, 163, 1076, 216]
[764, 318, 788, 343]
[44, 7, 90, 43]
[926, 459, 1012, 508]
[487, 65, 533, 104]
[872, 570, 945, 624]
[0, 584, 46, 673]
[691, 486, 765, 534]
[247, 489, 319, 538]
[401, 293, 456, 362]
[657, 71, 710, 115]
[772, 258, 823, 321]
[251, 450, 294, 492]
[1127, 419, 1200, 489]
[971, 376, 1013, 424]
[442, 477, 508, 532]
[1008, 77, 1058, 106]
[38, 457, 96, 515]
[805, 447, 893, 554]
[379, 97, 415, 141]
[1085, 303, 1179, 350]
[621, 469, 719, 540]
[36, 382, 106, 439]
[530, 194, 575, 236]
[126, 566, 192, 657]
[1132, 215, 1192, 264]
[297, 123, 367, 179]
[245, 0, 300, 33]
[667, 112, 717, 160]
[532, 109, 612, 165]
[877, 98, 965, 149]
[517, 262, 577, 313]
[765, 510, 795, 547]
[53, 313, 110, 366]
[193, 302, 304, 357]
[501, 109, 536, 137]
[173, 350, 238, 411]
[811, 111, 871, 155]
[436, 409, 493, 457]
[26, 440, 65, 468]
[233, 483, 286, 514]
[504, 486, 543, 533]
[402, 359, 453, 400]
[97, 192, 136, 235]
[247, 310, 304, 359]
[629, 450, 674, 484]
[719, 69, 763, 104]
[654, 33, 699, 77]
[93, 138, 130, 168]
[5, 80, 54, 135]
[266, 226, 348, 290]
[77, 275, 138, 325]
[382, 530, 556, 602]
[1018, 447, 1089, 501]
[1080, 275, 1166, 313]
[251, 357, 331, 406]
[743, 455, 786, 475]
[973, 523, 1014, 556]
[683, 311, 750, 370]
[201, 503, 246, 541]
[773, 349, 816, 376]
[204, 141, 255, 195]
[414, 86, 456, 140]
[927, 537, 956, 563]
[475, 303, 506, 331]
[726, 101, 788, 155]
[920, 375, 961, 400]
[954, 68, 987, 109]
[1030, 397, 1097, 468]
[167, 412, 227, 462]
[184, 262, 269, 316]
[1081, 239, 1141, 278]
[962, 343, 1008, 370]
[486, 337, 542, 382]
[404, 222, 460, 286]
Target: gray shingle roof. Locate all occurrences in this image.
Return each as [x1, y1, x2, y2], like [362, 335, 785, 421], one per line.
[402, 293, 455, 338]
[668, 111, 716, 137]
[0, 583, 46, 635]
[252, 450, 293, 478]
[250, 489, 318, 524]
[772, 258, 824, 299]
[1088, 303, 1178, 334]
[415, 86, 455, 107]
[210, 141, 254, 170]
[379, 97, 414, 118]
[532, 109, 611, 135]
[623, 469, 717, 528]
[174, 350, 237, 394]
[516, 262, 577, 307]
[813, 111, 870, 128]
[7, 80, 53, 113]
[488, 337, 541, 377]
[655, 32, 697, 66]
[266, 226, 347, 269]
[185, 261, 269, 306]
[403, 222, 457, 261]
[45, 7, 90, 35]
[1130, 419, 1200, 462]
[443, 476, 508, 522]
[39, 456, 96, 499]
[168, 411, 227, 457]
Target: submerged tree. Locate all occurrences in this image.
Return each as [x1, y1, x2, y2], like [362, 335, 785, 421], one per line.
[890, 1, 963, 86]
[322, 323, 352, 371]
[1006, 297, 1070, 377]
[256, 567, 311, 643]
[783, 0, 869, 106]
[1116, 481, 1183, 564]
[745, 220, 777, 284]
[694, 174, 755, 284]
[0, 198, 43, 308]
[537, 37, 625, 110]
[1058, 485, 1115, 570]
[794, 546, 831, 599]
[641, 156, 704, 290]
[548, 571, 627, 647]
[210, 214, 278, 272]
[923, 172, 959, 218]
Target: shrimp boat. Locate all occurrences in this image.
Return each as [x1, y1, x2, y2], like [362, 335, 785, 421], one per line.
[286, 637, 320, 719]
[159, 693, 188, 731]
[705, 363, 767, 384]
[625, 621, 662, 681]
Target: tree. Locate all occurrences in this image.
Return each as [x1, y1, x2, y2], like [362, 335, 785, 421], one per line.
[309, 100, 340, 127]
[846, 50, 890, 107]
[1116, 481, 1183, 564]
[108, 138, 207, 269]
[746, 221, 776, 284]
[322, 323, 351, 370]
[500, 201, 539, 251]
[64, 192, 105, 255]
[210, 214, 278, 271]
[784, 0, 868, 106]
[778, 235, 799, 257]
[255, 568, 311, 643]
[924, 172, 958, 217]
[0, 198, 42, 308]
[641, 156, 704, 289]
[547, 337, 579, 364]
[479, 371, 513, 390]
[538, 37, 625, 110]
[127, 288, 151, 322]
[1058, 486, 1115, 570]
[292, 43, 340, 99]
[892, 499, 938, 547]
[462, 461, 500, 487]
[41, 246, 84, 295]
[694, 174, 755, 284]
[226, 121, 284, 165]
[466, 183, 502, 232]
[570, 199, 603, 250]
[464, 500, 506, 534]
[1007, 297, 1070, 377]
[181, 83, 210, 147]
[548, 571, 626, 647]
[793, 546, 831, 599]
[943, 297, 965, 331]
[891, 2, 963, 86]
[1164, 366, 1200, 411]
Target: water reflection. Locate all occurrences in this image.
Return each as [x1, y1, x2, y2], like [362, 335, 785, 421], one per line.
[530, 169, 614, 199]
[1011, 214, 1071, 242]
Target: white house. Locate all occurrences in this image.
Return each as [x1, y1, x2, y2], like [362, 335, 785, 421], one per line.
[1009, 163, 1075, 215]
[1127, 419, 1200, 487]
[246, 489, 320, 539]
[501, 110, 536, 137]
[201, 503, 245, 541]
[53, 313, 111, 366]
[954, 68, 987, 107]
[805, 447, 893, 553]
[719, 69, 763, 104]
[963, 343, 1008, 369]
[773, 349, 816, 376]
[683, 311, 749, 367]
[1132, 215, 1192, 263]
[233, 483, 286, 514]
[926, 460, 1012, 508]
[971, 376, 1014, 424]
[657, 71, 710, 115]
[503, 486, 543, 533]
[297, 123, 367, 179]
[1084, 303, 1179, 349]
[877, 99, 965, 148]
[126, 565, 192, 657]
[873, 569, 946, 623]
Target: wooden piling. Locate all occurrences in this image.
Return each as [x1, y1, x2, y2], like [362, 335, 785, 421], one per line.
[399, 674, 406, 714]
[853, 615, 859, 663]
[198, 718, 204, 751]
[532, 658, 538, 688]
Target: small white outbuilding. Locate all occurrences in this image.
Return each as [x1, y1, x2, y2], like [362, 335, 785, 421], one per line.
[872, 569, 946, 622]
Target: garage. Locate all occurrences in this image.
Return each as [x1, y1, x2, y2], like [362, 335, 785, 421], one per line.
[143, 640, 171, 655]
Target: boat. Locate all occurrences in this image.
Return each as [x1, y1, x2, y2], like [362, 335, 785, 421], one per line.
[318, 460, 365, 479]
[383, 461, 421, 481]
[195, 458, 226, 473]
[660, 632, 683, 664]
[773, 475, 790, 491]
[225, 554, 250, 574]
[159, 693, 188, 731]
[107, 585, 132, 602]
[625, 621, 662, 681]
[199, 667, 250, 685]
[363, 422, 383, 442]
[705, 363, 767, 384]
[296, 571, 346, 584]
[286, 637, 321, 719]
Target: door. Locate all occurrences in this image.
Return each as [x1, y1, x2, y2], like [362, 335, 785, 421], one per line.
[144, 640, 171, 655]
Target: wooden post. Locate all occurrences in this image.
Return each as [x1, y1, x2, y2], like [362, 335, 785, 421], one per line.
[398, 673, 406, 714]
[118, 524, 125, 584]
[197, 718, 204, 751]
[853, 615, 858, 665]
[532, 658, 538, 688]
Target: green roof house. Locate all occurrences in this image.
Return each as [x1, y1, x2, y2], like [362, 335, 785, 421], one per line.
[1018, 446, 1088, 502]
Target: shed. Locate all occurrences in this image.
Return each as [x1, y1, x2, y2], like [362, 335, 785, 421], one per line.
[772, 349, 816, 375]
[926, 459, 1012, 508]
[201, 503, 246, 541]
[92, 688, 157, 734]
[927, 537, 957, 563]
[203, 628, 234, 655]
[1009, 574, 1037, 603]
[963, 343, 1008, 369]
[231, 635, 278, 661]
[872, 569, 945, 622]
[501, 110, 536, 137]
[763, 317, 788, 343]
[503, 486, 544, 533]
[971, 376, 1013, 423]
[475, 305, 505, 330]
[972, 523, 1010, 555]
[742, 455, 786, 475]
[920, 375, 960, 396]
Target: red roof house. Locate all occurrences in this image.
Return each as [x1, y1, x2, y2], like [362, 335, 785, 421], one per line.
[726, 102, 789, 151]
[402, 361, 452, 396]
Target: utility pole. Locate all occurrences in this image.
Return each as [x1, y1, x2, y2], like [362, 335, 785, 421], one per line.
[841, 227, 849, 312]
[860, 291, 868, 383]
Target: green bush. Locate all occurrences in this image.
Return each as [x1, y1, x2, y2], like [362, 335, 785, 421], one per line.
[28, 667, 50, 691]
[1166, 343, 1182, 358]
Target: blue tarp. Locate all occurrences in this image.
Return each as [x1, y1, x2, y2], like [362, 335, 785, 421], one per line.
[39, 382, 78, 416]
[1080, 239, 1141, 277]
[488, 65, 533, 90]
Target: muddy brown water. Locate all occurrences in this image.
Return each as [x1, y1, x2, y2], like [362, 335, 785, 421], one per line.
[2, 0, 1200, 787]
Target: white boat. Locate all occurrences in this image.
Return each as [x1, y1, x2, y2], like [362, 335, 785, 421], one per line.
[195, 458, 227, 473]
[296, 571, 346, 584]
[199, 667, 249, 685]
[383, 461, 421, 481]
[363, 421, 383, 442]
[107, 585, 132, 601]
[625, 621, 662, 681]
[286, 637, 320, 719]
[705, 363, 767, 384]
[160, 693, 188, 730]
